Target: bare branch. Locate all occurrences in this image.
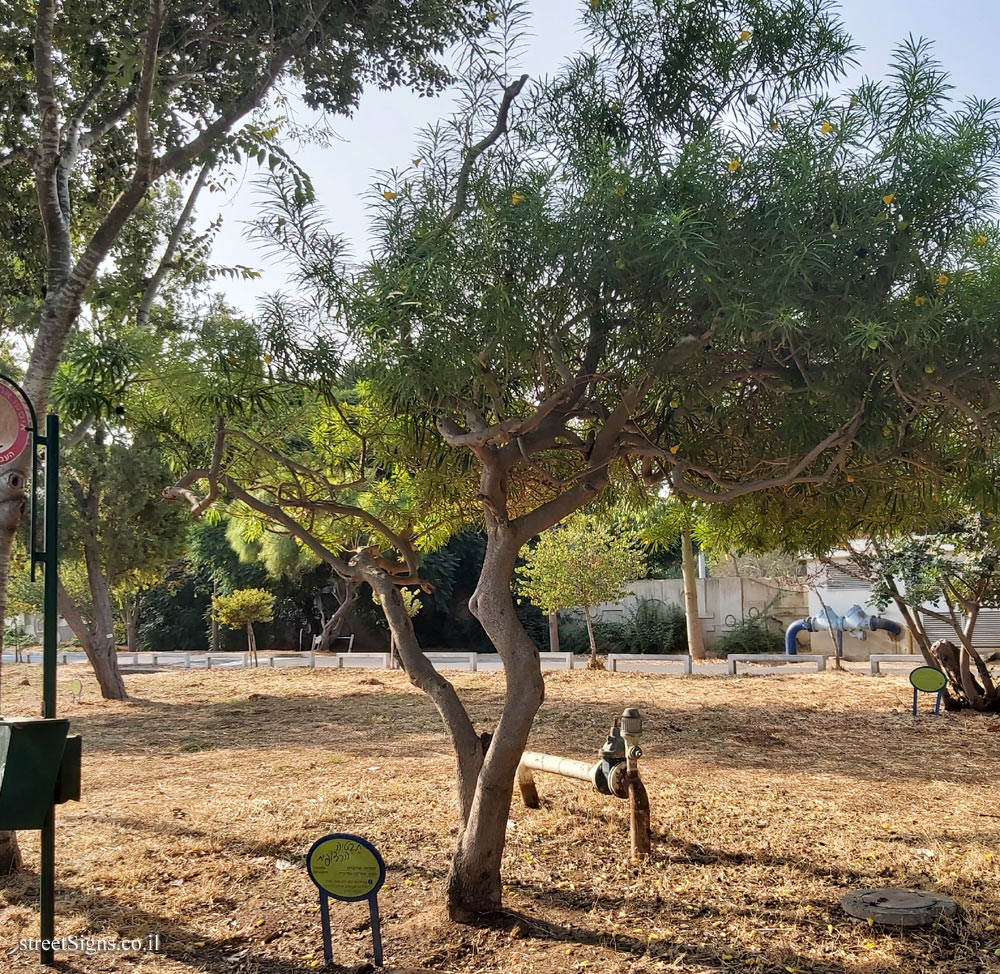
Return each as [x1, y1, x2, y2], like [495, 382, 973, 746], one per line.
[136, 160, 212, 329]
[412, 73, 529, 257]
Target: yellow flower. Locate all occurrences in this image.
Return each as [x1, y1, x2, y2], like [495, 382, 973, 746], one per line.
[262, 353, 272, 364]
[486, 10, 497, 22]
[412, 158, 422, 167]
[821, 121, 833, 134]
[846, 474, 855, 483]
[739, 30, 751, 42]
[914, 295, 926, 306]
[728, 158, 740, 172]
[382, 190, 398, 201]
[882, 193, 895, 206]
[937, 273, 950, 287]
[769, 119, 779, 131]
[976, 233, 988, 245]
[511, 191, 526, 204]
[670, 444, 681, 454]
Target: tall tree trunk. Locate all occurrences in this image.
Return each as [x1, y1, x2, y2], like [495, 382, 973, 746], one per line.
[124, 595, 139, 654]
[446, 520, 545, 919]
[247, 622, 258, 667]
[548, 612, 560, 653]
[211, 579, 220, 653]
[681, 522, 706, 659]
[0, 484, 25, 872]
[584, 604, 603, 669]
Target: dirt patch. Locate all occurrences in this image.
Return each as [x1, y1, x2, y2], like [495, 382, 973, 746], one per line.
[1, 664, 999, 973]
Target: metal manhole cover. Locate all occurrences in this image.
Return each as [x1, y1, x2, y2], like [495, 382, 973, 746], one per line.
[842, 887, 958, 927]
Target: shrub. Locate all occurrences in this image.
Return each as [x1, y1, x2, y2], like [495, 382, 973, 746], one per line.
[623, 599, 687, 655]
[557, 599, 688, 655]
[717, 617, 784, 655]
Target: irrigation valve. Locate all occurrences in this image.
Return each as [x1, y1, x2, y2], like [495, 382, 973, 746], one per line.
[516, 705, 652, 858]
[621, 706, 643, 772]
[620, 707, 651, 858]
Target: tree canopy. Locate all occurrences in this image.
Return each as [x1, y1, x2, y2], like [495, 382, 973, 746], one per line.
[517, 513, 644, 661]
[226, 0, 1000, 918]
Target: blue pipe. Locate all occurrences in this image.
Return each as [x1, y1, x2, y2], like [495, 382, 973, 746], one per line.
[785, 619, 813, 655]
[870, 616, 902, 637]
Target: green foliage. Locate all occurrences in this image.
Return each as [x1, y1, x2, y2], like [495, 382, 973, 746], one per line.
[621, 598, 689, 655]
[717, 617, 785, 655]
[860, 518, 1000, 622]
[373, 587, 423, 618]
[212, 588, 275, 630]
[517, 515, 645, 614]
[560, 599, 688, 655]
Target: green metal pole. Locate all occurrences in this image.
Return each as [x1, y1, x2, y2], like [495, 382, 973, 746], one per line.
[42, 414, 58, 717]
[40, 413, 59, 966]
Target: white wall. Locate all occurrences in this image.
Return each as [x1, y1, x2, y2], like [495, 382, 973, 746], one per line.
[575, 576, 808, 651]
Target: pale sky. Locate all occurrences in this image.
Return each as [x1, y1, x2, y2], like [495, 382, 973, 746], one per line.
[205, 0, 999, 312]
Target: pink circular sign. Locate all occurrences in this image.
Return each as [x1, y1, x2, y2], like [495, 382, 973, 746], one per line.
[0, 382, 30, 465]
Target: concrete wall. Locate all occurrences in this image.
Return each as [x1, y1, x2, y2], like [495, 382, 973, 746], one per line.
[579, 577, 809, 651]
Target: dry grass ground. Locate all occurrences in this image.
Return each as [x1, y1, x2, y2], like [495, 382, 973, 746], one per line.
[1, 662, 999, 974]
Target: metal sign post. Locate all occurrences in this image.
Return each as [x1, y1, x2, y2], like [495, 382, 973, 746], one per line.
[305, 833, 387, 967]
[0, 377, 67, 969]
[38, 413, 59, 966]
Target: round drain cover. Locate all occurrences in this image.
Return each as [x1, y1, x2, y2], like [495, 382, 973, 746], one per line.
[842, 887, 957, 927]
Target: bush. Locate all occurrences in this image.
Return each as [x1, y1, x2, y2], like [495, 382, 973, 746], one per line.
[717, 617, 784, 655]
[557, 623, 594, 655]
[556, 599, 688, 655]
[623, 599, 687, 655]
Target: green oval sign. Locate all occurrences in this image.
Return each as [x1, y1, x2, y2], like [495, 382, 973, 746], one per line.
[306, 834, 385, 902]
[909, 666, 947, 694]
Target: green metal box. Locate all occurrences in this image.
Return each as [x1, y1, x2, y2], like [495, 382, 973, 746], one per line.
[55, 734, 82, 804]
[0, 718, 69, 830]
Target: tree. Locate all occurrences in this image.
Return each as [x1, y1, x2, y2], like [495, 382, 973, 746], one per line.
[0, 0, 484, 593]
[213, 588, 274, 666]
[516, 514, 644, 667]
[850, 522, 1000, 711]
[56, 432, 188, 697]
[239, 0, 1000, 918]
[0, 0, 487, 873]
[637, 501, 708, 659]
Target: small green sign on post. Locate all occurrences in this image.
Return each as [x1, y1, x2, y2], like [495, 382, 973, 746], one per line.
[909, 666, 947, 715]
[306, 833, 386, 967]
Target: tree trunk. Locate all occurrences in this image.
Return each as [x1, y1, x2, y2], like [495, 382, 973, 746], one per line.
[124, 596, 139, 654]
[0, 469, 27, 871]
[681, 522, 706, 659]
[358, 555, 483, 823]
[584, 605, 603, 670]
[247, 622, 258, 667]
[446, 520, 545, 920]
[58, 580, 127, 701]
[314, 580, 358, 652]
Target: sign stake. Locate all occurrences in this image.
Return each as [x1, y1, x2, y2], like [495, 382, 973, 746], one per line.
[306, 833, 386, 968]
